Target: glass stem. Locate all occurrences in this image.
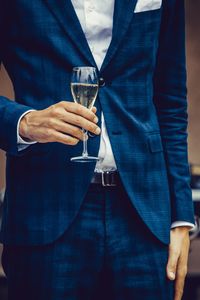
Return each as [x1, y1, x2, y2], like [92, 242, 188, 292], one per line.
[82, 129, 88, 157]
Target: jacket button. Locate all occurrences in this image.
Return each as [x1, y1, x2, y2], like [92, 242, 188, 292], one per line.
[99, 77, 105, 87]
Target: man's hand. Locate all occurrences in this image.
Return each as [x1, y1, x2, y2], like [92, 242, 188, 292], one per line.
[19, 101, 100, 146]
[166, 227, 191, 300]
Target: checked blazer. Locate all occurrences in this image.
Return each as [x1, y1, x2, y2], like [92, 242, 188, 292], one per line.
[0, 0, 194, 245]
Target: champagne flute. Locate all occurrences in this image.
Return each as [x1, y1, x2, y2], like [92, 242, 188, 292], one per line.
[70, 66, 99, 162]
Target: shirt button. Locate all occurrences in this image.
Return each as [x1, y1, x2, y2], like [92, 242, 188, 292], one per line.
[99, 77, 105, 87]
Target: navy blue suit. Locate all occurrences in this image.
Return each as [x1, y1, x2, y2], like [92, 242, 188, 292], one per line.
[0, 0, 195, 299]
[0, 0, 194, 245]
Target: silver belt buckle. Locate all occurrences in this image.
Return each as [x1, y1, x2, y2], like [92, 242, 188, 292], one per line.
[101, 171, 117, 187]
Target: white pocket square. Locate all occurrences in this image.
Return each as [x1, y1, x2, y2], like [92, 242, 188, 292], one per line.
[134, 0, 162, 13]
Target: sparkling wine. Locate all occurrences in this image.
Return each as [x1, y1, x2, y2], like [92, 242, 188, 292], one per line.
[71, 83, 98, 109]
[70, 66, 99, 162]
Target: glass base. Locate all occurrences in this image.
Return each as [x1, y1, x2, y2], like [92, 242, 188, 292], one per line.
[71, 155, 99, 163]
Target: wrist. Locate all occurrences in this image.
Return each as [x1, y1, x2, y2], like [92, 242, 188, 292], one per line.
[19, 111, 35, 141]
[171, 226, 191, 232]
[171, 226, 191, 238]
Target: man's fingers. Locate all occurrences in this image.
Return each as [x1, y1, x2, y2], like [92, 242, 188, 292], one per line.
[166, 229, 190, 300]
[166, 246, 180, 280]
[49, 102, 100, 134]
[174, 237, 189, 300]
[47, 119, 85, 141]
[47, 129, 79, 145]
[174, 267, 187, 300]
[59, 101, 98, 123]
[62, 111, 101, 135]
[174, 261, 188, 300]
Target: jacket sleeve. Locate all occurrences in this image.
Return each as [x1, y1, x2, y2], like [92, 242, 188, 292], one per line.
[0, 2, 34, 156]
[153, 0, 195, 224]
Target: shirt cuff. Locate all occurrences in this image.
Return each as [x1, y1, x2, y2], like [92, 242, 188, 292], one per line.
[17, 110, 37, 150]
[171, 221, 195, 230]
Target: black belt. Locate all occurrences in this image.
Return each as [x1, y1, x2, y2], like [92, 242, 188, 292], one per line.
[91, 171, 119, 187]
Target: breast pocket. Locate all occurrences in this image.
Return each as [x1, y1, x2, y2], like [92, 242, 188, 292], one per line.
[134, 0, 162, 13]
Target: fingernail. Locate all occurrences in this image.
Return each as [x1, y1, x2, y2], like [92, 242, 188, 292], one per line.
[168, 272, 175, 280]
[94, 117, 98, 123]
[95, 127, 101, 135]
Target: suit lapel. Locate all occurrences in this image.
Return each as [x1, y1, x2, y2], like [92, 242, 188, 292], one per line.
[100, 0, 138, 72]
[43, 0, 98, 68]
[43, 0, 138, 72]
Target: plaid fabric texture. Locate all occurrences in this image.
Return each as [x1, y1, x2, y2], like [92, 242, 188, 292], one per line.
[0, 0, 194, 247]
[2, 182, 174, 300]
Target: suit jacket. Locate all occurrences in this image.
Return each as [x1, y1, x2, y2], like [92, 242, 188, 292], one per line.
[0, 0, 194, 245]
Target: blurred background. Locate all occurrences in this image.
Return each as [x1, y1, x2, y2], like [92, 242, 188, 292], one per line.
[0, 0, 200, 299]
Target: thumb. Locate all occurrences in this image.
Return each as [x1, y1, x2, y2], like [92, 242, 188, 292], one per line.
[166, 246, 180, 281]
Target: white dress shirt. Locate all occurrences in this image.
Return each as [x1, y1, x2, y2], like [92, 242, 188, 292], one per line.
[17, 0, 194, 229]
[71, 0, 117, 172]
